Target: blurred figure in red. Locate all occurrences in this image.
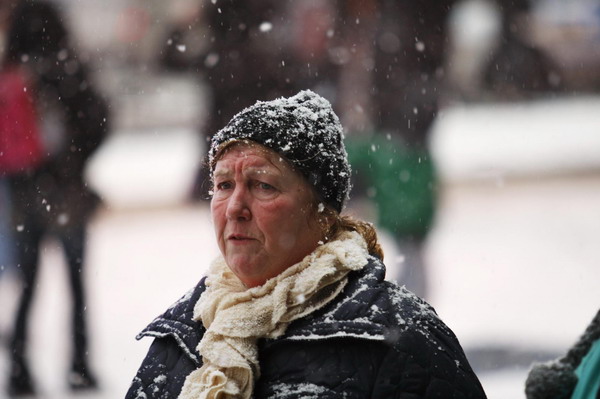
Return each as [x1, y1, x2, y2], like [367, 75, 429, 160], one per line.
[0, 0, 109, 395]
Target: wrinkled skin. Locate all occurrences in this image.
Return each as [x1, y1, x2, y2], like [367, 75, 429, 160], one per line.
[211, 144, 322, 288]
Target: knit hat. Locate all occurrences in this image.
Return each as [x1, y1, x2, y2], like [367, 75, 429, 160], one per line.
[208, 90, 351, 212]
[525, 308, 600, 399]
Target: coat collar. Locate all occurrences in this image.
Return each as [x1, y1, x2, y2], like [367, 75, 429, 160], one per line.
[265, 256, 391, 346]
[137, 277, 207, 367]
[138, 256, 405, 365]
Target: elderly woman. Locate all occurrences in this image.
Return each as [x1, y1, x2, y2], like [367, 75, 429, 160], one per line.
[125, 91, 486, 399]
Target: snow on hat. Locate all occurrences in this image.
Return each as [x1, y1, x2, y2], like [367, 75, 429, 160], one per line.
[209, 90, 351, 213]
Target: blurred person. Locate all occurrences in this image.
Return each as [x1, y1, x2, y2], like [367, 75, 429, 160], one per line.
[161, 0, 290, 202]
[125, 90, 486, 398]
[0, 179, 15, 274]
[337, 0, 453, 299]
[525, 308, 600, 399]
[282, 0, 342, 102]
[158, 0, 209, 73]
[338, 0, 563, 298]
[0, 0, 109, 395]
[160, 0, 343, 202]
[481, 0, 564, 99]
[0, 0, 17, 279]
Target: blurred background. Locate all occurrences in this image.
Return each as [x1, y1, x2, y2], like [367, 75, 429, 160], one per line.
[1, 0, 600, 397]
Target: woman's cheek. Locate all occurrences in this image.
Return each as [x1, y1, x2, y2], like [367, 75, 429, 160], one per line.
[278, 233, 298, 250]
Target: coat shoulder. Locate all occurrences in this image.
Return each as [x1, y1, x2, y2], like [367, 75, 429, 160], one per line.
[261, 257, 487, 398]
[281, 256, 444, 342]
[137, 277, 207, 366]
[125, 278, 208, 399]
[374, 278, 487, 397]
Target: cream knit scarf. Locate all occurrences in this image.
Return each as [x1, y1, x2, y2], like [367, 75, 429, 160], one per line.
[177, 230, 369, 399]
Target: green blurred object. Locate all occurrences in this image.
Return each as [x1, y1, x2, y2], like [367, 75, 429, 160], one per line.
[346, 134, 437, 239]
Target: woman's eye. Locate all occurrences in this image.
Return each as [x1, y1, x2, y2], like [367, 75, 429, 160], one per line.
[252, 181, 278, 198]
[216, 181, 233, 191]
[258, 182, 275, 191]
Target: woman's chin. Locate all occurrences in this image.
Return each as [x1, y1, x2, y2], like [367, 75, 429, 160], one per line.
[226, 257, 263, 286]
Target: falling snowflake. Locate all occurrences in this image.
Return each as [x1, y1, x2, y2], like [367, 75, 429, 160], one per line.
[259, 22, 273, 32]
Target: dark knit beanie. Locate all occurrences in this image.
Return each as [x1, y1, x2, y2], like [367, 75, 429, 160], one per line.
[208, 90, 351, 213]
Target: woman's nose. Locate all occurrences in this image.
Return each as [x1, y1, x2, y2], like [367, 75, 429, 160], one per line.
[225, 186, 251, 221]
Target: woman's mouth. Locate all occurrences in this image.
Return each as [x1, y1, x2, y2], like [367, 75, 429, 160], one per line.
[228, 234, 254, 242]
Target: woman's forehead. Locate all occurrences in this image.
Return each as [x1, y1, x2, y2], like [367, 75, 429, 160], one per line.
[214, 143, 288, 173]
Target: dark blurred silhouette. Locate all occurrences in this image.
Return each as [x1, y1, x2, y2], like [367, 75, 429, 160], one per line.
[337, 0, 453, 299]
[481, 0, 564, 100]
[0, 0, 109, 395]
[159, 0, 563, 299]
[338, 0, 564, 299]
[0, 179, 15, 275]
[160, 0, 343, 201]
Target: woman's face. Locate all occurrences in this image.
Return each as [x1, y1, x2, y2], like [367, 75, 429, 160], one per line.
[211, 143, 322, 288]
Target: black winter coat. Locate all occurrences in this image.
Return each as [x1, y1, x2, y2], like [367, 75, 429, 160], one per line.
[126, 258, 486, 398]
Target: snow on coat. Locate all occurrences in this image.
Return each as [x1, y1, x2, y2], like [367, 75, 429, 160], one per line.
[126, 257, 486, 398]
